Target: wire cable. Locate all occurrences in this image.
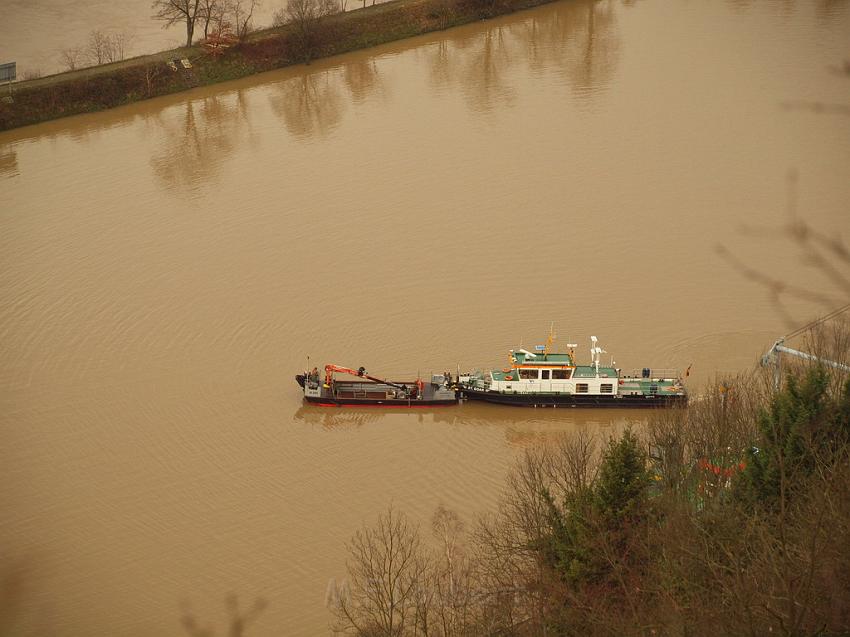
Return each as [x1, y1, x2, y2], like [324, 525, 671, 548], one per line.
[783, 302, 850, 341]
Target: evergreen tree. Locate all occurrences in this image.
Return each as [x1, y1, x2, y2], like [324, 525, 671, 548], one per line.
[543, 429, 653, 586]
[593, 428, 652, 523]
[735, 367, 850, 509]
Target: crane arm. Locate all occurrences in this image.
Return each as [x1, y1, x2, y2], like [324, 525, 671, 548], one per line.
[324, 364, 408, 391]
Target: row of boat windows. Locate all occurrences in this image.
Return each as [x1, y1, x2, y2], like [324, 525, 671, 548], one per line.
[516, 368, 573, 380]
[502, 381, 617, 393]
[576, 384, 614, 393]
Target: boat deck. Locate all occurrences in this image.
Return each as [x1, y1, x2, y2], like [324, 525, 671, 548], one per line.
[299, 376, 458, 406]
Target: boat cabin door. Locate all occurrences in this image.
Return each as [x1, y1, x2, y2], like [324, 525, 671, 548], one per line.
[540, 369, 552, 392]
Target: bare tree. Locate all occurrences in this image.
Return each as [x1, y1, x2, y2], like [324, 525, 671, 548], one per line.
[231, 0, 259, 41]
[272, 7, 288, 26]
[142, 63, 165, 97]
[430, 505, 476, 636]
[84, 30, 132, 65]
[59, 47, 83, 71]
[333, 506, 428, 635]
[281, 0, 340, 60]
[86, 30, 112, 64]
[152, 0, 203, 47]
[198, 0, 225, 39]
[318, 0, 341, 16]
[470, 434, 602, 634]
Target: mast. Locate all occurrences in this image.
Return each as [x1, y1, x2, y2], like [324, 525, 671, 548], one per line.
[544, 323, 556, 355]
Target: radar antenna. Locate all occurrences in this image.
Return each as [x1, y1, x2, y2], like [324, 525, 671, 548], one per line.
[590, 336, 607, 376]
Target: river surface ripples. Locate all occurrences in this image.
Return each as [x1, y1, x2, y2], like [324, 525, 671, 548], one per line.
[1, 0, 849, 634]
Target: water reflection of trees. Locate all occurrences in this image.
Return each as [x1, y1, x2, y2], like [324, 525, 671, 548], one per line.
[343, 57, 383, 104]
[149, 89, 256, 190]
[269, 70, 344, 139]
[0, 149, 18, 178]
[267, 53, 386, 136]
[427, 0, 621, 111]
[727, 0, 848, 19]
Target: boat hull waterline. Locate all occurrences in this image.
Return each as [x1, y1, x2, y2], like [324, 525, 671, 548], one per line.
[457, 387, 686, 408]
[296, 371, 459, 407]
[297, 334, 688, 409]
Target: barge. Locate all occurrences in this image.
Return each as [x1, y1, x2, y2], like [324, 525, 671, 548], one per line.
[457, 334, 687, 408]
[296, 364, 458, 407]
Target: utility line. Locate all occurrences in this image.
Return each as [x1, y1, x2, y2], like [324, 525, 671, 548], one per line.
[783, 302, 850, 341]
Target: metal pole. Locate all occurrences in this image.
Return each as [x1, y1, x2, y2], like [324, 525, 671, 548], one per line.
[763, 339, 850, 390]
[775, 344, 850, 373]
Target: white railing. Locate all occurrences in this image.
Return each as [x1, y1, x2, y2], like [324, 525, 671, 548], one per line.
[623, 368, 681, 380]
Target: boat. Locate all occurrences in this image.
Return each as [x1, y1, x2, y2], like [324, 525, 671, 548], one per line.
[296, 364, 458, 407]
[457, 332, 687, 408]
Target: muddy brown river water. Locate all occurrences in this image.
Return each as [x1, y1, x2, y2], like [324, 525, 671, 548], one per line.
[2, 0, 849, 634]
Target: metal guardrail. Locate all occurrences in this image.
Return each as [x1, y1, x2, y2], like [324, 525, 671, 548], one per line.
[623, 368, 681, 380]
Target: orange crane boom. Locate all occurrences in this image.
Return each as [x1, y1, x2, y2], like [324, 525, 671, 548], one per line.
[324, 364, 409, 391]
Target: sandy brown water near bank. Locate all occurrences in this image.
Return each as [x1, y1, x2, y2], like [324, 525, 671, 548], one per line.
[1, 0, 849, 634]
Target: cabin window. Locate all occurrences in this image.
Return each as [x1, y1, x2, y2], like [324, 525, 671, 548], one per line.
[600, 384, 613, 393]
[519, 369, 538, 379]
[541, 370, 550, 380]
[552, 369, 572, 380]
[576, 383, 589, 393]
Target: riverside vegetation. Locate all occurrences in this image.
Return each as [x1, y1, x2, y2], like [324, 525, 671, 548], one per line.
[0, 0, 558, 132]
[330, 323, 850, 636]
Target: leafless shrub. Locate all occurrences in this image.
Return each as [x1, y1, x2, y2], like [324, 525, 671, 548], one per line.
[272, 7, 288, 26]
[429, 505, 477, 635]
[653, 427, 850, 636]
[646, 319, 850, 637]
[198, 0, 227, 38]
[471, 431, 601, 634]
[279, 0, 340, 60]
[231, 0, 259, 41]
[85, 30, 133, 65]
[333, 506, 429, 635]
[59, 47, 83, 71]
[142, 63, 165, 97]
[647, 372, 765, 505]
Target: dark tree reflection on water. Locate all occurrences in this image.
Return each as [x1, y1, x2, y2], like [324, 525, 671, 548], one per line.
[426, 0, 621, 112]
[0, 149, 18, 178]
[269, 70, 344, 139]
[727, 0, 848, 19]
[343, 57, 383, 104]
[149, 89, 256, 191]
[146, 0, 623, 191]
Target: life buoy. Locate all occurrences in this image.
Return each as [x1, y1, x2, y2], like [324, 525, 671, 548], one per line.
[505, 375, 513, 380]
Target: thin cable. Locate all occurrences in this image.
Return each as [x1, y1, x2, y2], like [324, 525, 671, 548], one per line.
[784, 302, 850, 341]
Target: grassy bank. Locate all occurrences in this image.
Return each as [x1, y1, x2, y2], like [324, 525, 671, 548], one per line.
[0, 0, 558, 132]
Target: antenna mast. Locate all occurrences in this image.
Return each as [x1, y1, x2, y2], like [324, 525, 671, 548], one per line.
[544, 323, 557, 355]
[590, 336, 606, 377]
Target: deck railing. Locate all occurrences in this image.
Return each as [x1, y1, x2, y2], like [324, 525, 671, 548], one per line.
[623, 368, 681, 380]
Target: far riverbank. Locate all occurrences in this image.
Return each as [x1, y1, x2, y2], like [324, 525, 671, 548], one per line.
[0, 0, 562, 132]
